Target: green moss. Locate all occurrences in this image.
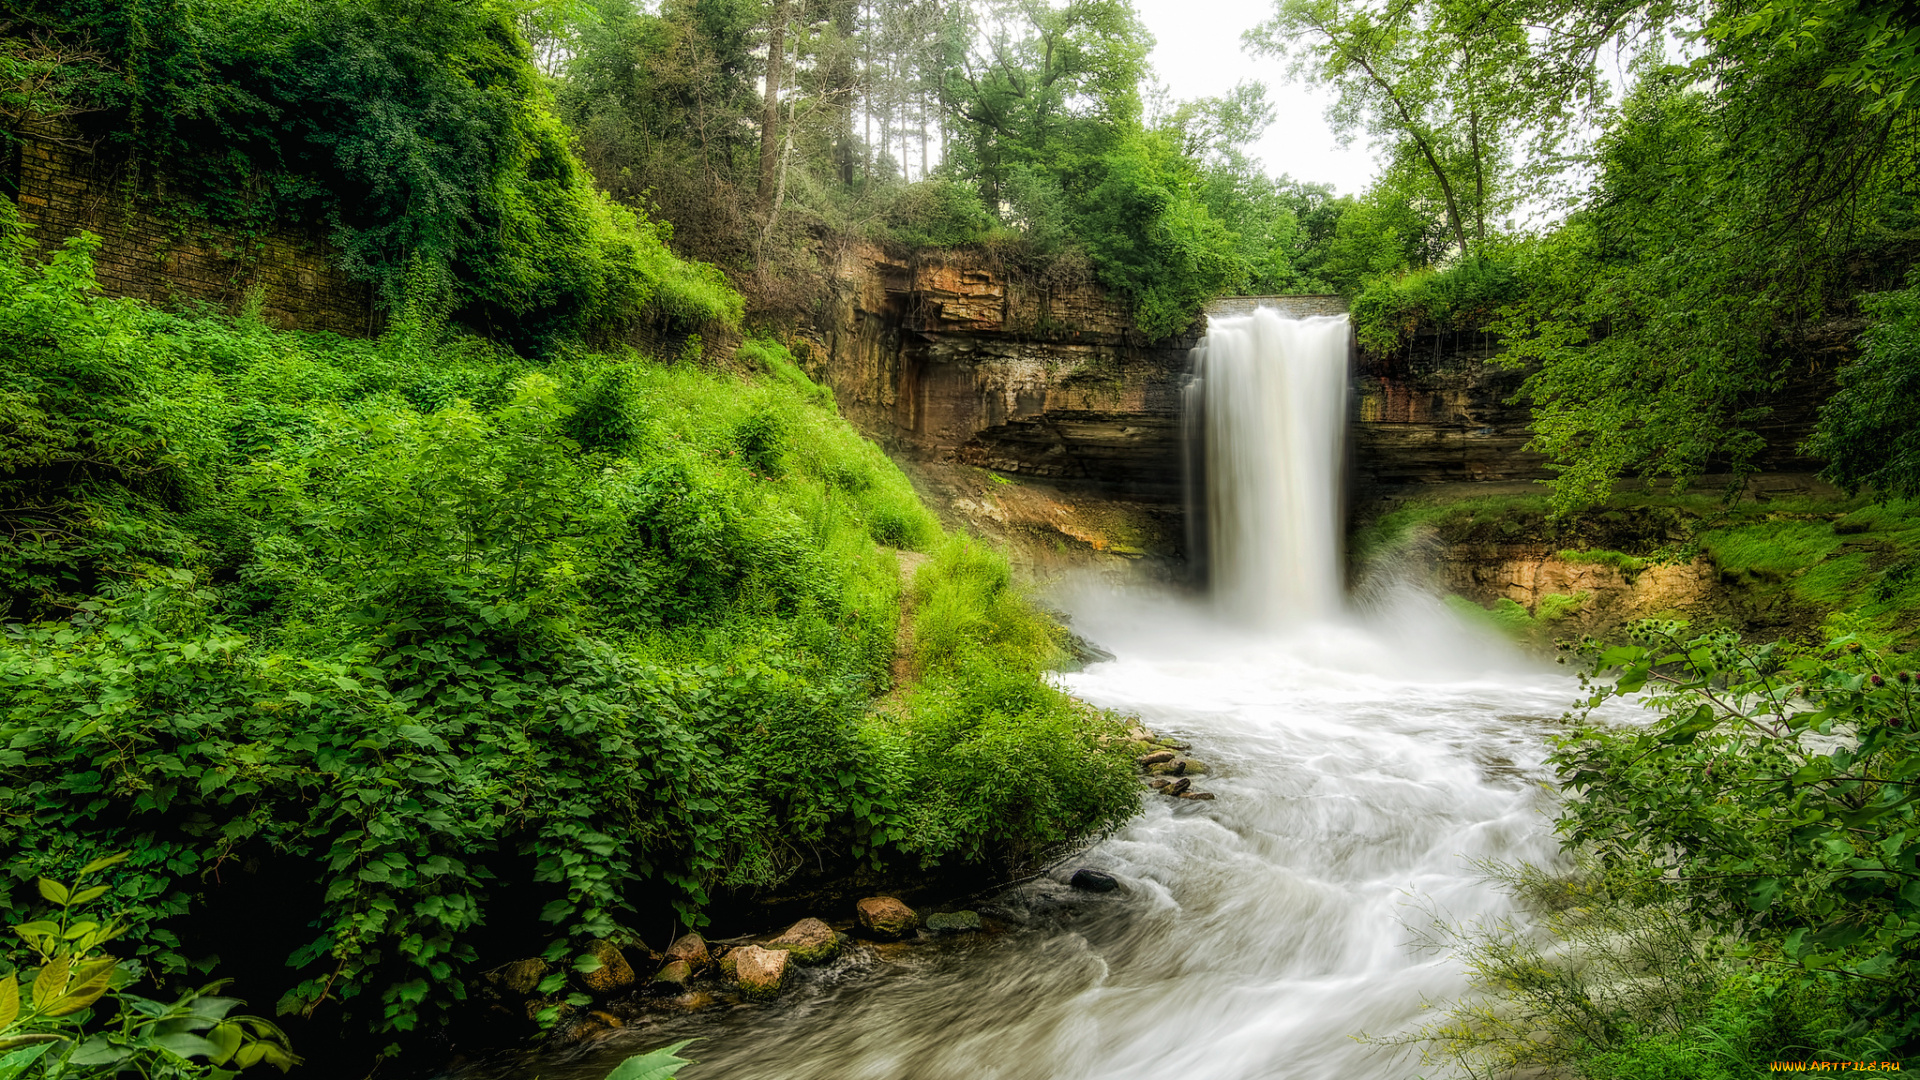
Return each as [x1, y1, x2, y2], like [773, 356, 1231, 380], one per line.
[1557, 548, 1648, 573]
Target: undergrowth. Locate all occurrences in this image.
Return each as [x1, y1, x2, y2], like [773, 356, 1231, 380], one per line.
[0, 212, 1138, 1052]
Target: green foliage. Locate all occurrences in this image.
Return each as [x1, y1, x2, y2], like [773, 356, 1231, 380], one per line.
[864, 537, 1139, 868]
[7, 0, 739, 355]
[0, 856, 299, 1077]
[1555, 623, 1920, 1045]
[875, 180, 996, 249]
[1349, 254, 1520, 353]
[1557, 548, 1647, 574]
[1408, 860, 1898, 1076]
[0, 233, 1134, 1047]
[1808, 277, 1920, 500]
[1443, 591, 1585, 645]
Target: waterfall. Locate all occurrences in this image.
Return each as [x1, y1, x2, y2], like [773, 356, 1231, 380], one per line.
[1187, 308, 1351, 624]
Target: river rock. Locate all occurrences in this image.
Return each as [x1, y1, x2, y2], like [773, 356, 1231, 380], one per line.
[651, 959, 692, 992]
[723, 945, 790, 999]
[1164, 777, 1192, 796]
[579, 938, 636, 994]
[1137, 750, 1176, 766]
[1149, 757, 1209, 776]
[1069, 868, 1120, 892]
[665, 932, 710, 967]
[768, 917, 841, 964]
[489, 957, 549, 997]
[855, 896, 919, 939]
[925, 910, 983, 932]
[1178, 791, 1217, 801]
[1148, 778, 1170, 789]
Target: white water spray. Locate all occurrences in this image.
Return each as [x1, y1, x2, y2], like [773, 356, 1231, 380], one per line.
[1188, 309, 1350, 623]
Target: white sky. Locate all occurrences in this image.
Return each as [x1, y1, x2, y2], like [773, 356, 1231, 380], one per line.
[1133, 0, 1381, 196]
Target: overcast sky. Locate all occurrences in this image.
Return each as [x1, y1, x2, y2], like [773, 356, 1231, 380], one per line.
[1133, 0, 1380, 196]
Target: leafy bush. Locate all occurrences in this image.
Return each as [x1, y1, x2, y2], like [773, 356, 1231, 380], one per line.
[0, 229, 1136, 1052]
[1350, 255, 1522, 354]
[1409, 861, 1896, 1075]
[1553, 621, 1920, 1048]
[877, 180, 996, 249]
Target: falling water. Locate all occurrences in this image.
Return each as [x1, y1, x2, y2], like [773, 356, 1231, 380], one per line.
[467, 309, 1624, 1080]
[1187, 309, 1351, 622]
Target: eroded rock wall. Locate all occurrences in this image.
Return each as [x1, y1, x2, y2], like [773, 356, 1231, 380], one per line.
[804, 244, 1199, 502]
[801, 244, 1197, 573]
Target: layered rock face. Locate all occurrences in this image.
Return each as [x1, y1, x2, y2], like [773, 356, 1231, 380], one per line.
[1353, 330, 1549, 498]
[805, 244, 1199, 501]
[802, 245, 1199, 570]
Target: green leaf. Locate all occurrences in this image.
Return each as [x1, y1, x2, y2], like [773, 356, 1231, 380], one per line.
[35, 879, 69, 906]
[77, 853, 129, 876]
[152, 1031, 224, 1058]
[605, 1040, 698, 1080]
[0, 1041, 58, 1080]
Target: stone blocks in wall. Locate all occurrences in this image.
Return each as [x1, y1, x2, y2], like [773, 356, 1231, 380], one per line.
[10, 125, 379, 337]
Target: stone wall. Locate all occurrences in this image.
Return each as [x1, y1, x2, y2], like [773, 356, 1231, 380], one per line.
[8, 124, 380, 336]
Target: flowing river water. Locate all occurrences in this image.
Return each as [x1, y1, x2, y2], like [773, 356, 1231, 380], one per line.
[471, 308, 1611, 1080]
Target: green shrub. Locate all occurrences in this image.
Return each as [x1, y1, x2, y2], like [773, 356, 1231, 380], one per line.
[1350, 256, 1522, 353]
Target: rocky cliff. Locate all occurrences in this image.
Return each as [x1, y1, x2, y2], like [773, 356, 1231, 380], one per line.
[799, 244, 1200, 575]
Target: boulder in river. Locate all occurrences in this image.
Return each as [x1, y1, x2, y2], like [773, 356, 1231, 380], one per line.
[579, 938, 636, 994]
[723, 944, 791, 998]
[768, 917, 842, 964]
[1164, 777, 1192, 796]
[666, 932, 710, 967]
[855, 896, 919, 939]
[925, 910, 983, 932]
[1177, 791, 1217, 801]
[1137, 749, 1176, 766]
[651, 959, 693, 992]
[1069, 869, 1120, 892]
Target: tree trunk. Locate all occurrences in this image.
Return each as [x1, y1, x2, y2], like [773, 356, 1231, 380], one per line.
[757, 0, 792, 213]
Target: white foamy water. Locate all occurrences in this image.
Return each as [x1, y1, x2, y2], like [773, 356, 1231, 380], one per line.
[1189, 309, 1350, 624]
[473, 310, 1610, 1080]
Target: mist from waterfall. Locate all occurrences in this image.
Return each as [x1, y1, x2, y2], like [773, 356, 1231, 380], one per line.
[1186, 309, 1351, 624]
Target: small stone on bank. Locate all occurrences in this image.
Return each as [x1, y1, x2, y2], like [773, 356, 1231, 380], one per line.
[768, 917, 842, 964]
[1137, 749, 1176, 766]
[726, 944, 791, 999]
[666, 932, 710, 967]
[579, 938, 636, 994]
[1069, 868, 1120, 892]
[856, 896, 920, 939]
[489, 957, 549, 997]
[925, 910, 983, 932]
[651, 959, 692, 992]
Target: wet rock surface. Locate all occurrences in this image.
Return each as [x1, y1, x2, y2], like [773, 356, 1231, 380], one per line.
[767, 918, 842, 964]
[855, 896, 920, 940]
[1068, 869, 1120, 893]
